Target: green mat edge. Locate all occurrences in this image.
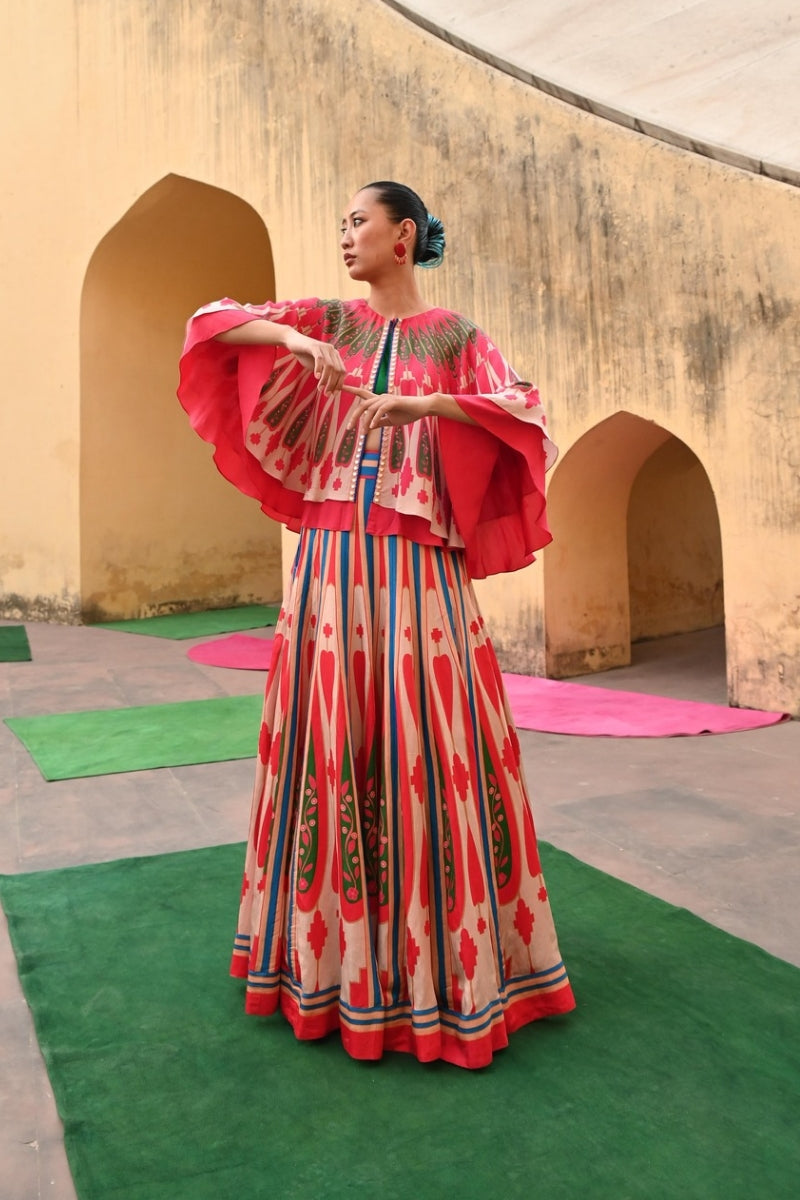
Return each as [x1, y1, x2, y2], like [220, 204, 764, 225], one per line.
[4, 694, 264, 780]
[92, 604, 281, 639]
[0, 624, 32, 661]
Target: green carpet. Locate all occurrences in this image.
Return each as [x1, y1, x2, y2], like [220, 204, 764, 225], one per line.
[95, 604, 280, 639]
[0, 624, 32, 661]
[1, 843, 797, 1200]
[5, 695, 262, 779]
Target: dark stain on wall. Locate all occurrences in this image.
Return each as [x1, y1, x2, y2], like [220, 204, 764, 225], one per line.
[682, 310, 731, 425]
[0, 592, 82, 624]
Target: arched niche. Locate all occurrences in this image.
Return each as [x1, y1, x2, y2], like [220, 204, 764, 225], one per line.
[80, 174, 281, 620]
[544, 412, 723, 678]
[628, 438, 723, 641]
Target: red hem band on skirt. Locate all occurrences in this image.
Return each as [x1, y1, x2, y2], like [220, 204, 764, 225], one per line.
[230, 954, 575, 1070]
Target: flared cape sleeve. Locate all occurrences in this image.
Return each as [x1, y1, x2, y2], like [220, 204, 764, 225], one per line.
[434, 325, 558, 579]
[177, 298, 328, 529]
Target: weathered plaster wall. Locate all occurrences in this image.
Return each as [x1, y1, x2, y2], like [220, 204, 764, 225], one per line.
[0, 0, 798, 711]
[628, 440, 724, 643]
[0, 3, 82, 620]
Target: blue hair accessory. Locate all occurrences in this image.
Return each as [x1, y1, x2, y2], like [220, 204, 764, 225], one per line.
[419, 213, 445, 268]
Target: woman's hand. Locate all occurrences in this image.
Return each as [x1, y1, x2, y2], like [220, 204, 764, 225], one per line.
[344, 386, 438, 432]
[215, 320, 347, 395]
[283, 329, 347, 395]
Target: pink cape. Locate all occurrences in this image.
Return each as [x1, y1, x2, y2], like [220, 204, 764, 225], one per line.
[177, 298, 555, 579]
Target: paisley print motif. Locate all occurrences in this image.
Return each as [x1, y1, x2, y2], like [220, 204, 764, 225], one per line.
[416, 423, 433, 478]
[389, 426, 406, 472]
[313, 413, 331, 465]
[284, 401, 314, 447]
[265, 388, 293, 429]
[336, 423, 358, 466]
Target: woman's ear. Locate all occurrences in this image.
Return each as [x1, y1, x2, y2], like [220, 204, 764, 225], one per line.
[399, 217, 416, 244]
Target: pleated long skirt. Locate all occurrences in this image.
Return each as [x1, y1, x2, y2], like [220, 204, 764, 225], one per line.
[231, 452, 575, 1068]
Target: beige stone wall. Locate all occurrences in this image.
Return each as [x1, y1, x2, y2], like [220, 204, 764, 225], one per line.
[1, 0, 798, 712]
[628, 440, 724, 643]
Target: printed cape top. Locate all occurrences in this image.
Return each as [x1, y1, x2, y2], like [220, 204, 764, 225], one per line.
[178, 297, 557, 579]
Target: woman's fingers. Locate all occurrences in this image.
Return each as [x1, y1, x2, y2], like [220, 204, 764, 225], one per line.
[314, 345, 347, 394]
[342, 386, 378, 429]
[285, 335, 346, 394]
[289, 335, 345, 394]
[367, 400, 394, 429]
[343, 390, 425, 431]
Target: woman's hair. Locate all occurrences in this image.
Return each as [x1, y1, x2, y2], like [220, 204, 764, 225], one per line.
[362, 180, 445, 268]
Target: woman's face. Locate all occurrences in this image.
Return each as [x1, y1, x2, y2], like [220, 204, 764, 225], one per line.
[340, 189, 407, 281]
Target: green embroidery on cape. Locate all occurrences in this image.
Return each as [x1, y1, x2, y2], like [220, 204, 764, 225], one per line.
[389, 426, 406, 471]
[396, 313, 478, 373]
[323, 302, 383, 361]
[284, 401, 314, 447]
[259, 368, 281, 400]
[265, 390, 292, 429]
[323, 305, 477, 382]
[313, 413, 331, 464]
[432, 446, 443, 497]
[416, 424, 433, 478]
[336, 424, 358, 465]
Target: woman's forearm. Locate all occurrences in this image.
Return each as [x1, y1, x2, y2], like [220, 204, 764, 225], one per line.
[430, 392, 477, 425]
[214, 319, 291, 346]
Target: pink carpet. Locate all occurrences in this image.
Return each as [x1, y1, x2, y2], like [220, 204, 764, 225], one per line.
[501, 673, 789, 737]
[187, 635, 790, 737]
[187, 633, 275, 670]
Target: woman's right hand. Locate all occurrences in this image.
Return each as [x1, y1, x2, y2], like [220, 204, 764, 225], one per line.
[283, 329, 347, 396]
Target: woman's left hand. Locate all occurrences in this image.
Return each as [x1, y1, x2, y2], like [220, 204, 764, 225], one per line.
[344, 386, 438, 432]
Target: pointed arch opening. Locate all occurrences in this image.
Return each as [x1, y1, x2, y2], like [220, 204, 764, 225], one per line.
[80, 173, 281, 620]
[628, 436, 723, 642]
[544, 411, 724, 680]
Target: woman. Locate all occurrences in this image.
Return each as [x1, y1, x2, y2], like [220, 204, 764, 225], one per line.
[178, 181, 575, 1068]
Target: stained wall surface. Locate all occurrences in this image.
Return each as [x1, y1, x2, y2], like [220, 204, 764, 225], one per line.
[0, 0, 798, 713]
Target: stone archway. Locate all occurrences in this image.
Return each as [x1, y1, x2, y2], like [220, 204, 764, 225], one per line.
[628, 437, 723, 642]
[80, 174, 281, 620]
[543, 412, 723, 678]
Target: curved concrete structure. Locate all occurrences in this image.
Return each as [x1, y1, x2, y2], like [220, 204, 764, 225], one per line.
[386, 0, 800, 185]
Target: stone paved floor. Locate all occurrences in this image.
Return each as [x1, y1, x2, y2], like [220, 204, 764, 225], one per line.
[1, 620, 797, 1199]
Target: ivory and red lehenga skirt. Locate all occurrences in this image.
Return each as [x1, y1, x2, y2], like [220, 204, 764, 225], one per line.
[230, 453, 575, 1068]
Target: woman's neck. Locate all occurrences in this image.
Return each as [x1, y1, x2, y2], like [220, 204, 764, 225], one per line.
[366, 277, 429, 320]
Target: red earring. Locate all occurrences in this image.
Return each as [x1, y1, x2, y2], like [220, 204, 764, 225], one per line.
[393, 241, 407, 265]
